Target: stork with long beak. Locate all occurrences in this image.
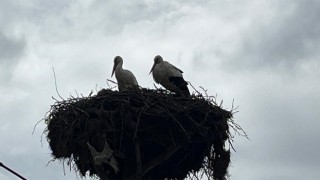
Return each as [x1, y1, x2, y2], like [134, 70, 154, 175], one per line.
[111, 56, 139, 91]
[149, 55, 190, 96]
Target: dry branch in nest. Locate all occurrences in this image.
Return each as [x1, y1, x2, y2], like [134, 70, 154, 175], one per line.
[45, 88, 241, 180]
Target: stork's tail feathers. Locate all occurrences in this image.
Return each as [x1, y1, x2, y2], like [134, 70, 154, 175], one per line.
[169, 76, 190, 97]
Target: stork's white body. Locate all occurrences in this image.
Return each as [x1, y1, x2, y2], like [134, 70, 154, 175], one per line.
[150, 55, 190, 96]
[152, 61, 183, 91]
[112, 56, 139, 91]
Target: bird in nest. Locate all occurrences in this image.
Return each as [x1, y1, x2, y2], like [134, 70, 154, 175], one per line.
[150, 55, 190, 96]
[111, 56, 139, 91]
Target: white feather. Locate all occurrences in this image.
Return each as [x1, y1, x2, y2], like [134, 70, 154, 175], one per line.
[112, 56, 139, 91]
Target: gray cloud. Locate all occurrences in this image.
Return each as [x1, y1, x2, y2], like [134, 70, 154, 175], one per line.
[80, 1, 190, 36]
[236, 0, 320, 69]
[0, 32, 25, 82]
[225, 67, 320, 179]
[30, 0, 212, 42]
[1, 1, 320, 180]
[190, 0, 320, 73]
[0, 33, 25, 62]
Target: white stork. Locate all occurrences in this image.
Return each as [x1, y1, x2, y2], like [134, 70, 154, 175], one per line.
[111, 56, 139, 91]
[149, 55, 190, 96]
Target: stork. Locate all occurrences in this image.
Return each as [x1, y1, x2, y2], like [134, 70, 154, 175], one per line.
[111, 56, 139, 91]
[149, 55, 190, 96]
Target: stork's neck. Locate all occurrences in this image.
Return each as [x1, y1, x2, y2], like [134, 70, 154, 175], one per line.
[116, 61, 123, 70]
[158, 61, 163, 67]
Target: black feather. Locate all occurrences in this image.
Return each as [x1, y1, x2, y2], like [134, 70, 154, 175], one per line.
[169, 76, 190, 96]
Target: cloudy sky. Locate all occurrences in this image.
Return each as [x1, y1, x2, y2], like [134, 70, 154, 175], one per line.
[1, 0, 319, 179]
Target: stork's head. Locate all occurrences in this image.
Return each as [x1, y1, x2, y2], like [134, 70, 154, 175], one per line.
[154, 55, 163, 64]
[149, 55, 163, 74]
[112, 56, 123, 77]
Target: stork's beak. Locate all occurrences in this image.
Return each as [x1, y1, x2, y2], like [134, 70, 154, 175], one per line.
[149, 63, 156, 75]
[111, 63, 116, 77]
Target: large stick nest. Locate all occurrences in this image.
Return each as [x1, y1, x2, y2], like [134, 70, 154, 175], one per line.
[45, 88, 238, 180]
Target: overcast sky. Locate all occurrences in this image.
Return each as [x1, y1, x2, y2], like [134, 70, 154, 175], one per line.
[1, 0, 319, 179]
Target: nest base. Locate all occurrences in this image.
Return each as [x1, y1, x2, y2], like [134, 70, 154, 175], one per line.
[45, 88, 233, 180]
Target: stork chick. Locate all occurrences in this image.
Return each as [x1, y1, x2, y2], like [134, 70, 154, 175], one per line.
[149, 55, 190, 96]
[111, 56, 139, 91]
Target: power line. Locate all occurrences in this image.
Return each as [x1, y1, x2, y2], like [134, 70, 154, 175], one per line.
[0, 162, 27, 180]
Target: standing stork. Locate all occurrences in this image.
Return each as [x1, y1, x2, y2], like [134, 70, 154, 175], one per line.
[149, 55, 190, 96]
[111, 56, 139, 91]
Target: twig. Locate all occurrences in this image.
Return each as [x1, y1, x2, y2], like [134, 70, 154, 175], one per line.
[107, 79, 117, 85]
[199, 86, 208, 97]
[45, 159, 56, 167]
[32, 118, 44, 135]
[52, 67, 64, 100]
[128, 143, 185, 179]
[188, 81, 201, 96]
